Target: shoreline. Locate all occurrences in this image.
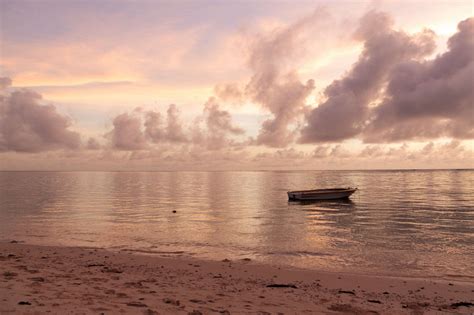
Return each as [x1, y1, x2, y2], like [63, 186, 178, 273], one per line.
[4, 238, 472, 283]
[1, 242, 473, 314]
[116, 248, 474, 284]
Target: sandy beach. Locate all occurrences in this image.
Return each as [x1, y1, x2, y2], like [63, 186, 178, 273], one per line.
[0, 242, 473, 314]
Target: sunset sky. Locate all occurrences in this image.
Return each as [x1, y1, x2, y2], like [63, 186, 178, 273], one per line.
[0, 0, 473, 170]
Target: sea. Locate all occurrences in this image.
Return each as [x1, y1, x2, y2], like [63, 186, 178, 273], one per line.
[1, 170, 473, 279]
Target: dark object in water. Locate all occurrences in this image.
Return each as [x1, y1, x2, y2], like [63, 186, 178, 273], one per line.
[288, 187, 357, 201]
[266, 284, 297, 289]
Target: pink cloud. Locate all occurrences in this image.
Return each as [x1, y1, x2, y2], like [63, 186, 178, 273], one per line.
[106, 110, 148, 150]
[0, 80, 81, 152]
[300, 10, 436, 143]
[365, 17, 474, 142]
[106, 98, 246, 151]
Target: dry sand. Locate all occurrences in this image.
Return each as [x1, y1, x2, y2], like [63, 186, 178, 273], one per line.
[1, 242, 473, 314]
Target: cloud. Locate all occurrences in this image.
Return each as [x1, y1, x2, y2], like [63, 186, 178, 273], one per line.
[144, 110, 165, 142]
[86, 137, 102, 150]
[165, 104, 188, 143]
[364, 17, 474, 142]
[2, 4, 473, 171]
[106, 110, 148, 150]
[102, 12, 473, 157]
[252, 148, 307, 164]
[0, 80, 81, 152]
[243, 9, 340, 147]
[0, 77, 12, 90]
[107, 99, 245, 151]
[300, 10, 436, 143]
[202, 97, 245, 150]
[214, 83, 244, 104]
[355, 140, 471, 164]
[144, 104, 189, 144]
[311, 144, 352, 159]
[252, 75, 315, 147]
[358, 145, 385, 158]
[312, 145, 332, 158]
[204, 98, 243, 135]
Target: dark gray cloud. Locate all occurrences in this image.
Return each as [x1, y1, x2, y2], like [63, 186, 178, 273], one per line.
[364, 17, 474, 142]
[300, 10, 436, 143]
[0, 83, 81, 152]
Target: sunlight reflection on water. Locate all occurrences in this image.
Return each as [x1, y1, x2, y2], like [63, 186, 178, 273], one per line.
[0, 170, 473, 278]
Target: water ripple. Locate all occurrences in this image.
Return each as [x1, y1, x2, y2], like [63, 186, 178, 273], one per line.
[0, 170, 473, 278]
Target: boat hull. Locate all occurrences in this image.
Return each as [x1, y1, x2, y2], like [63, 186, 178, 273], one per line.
[287, 188, 357, 201]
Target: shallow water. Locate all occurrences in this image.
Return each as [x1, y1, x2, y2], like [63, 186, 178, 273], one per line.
[1, 170, 473, 278]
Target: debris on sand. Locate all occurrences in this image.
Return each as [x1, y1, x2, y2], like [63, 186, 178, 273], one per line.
[338, 290, 355, 295]
[266, 284, 297, 289]
[162, 298, 180, 306]
[450, 301, 474, 309]
[126, 301, 147, 307]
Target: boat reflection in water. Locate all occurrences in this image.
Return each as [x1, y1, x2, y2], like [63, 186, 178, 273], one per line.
[288, 198, 355, 207]
[287, 187, 357, 201]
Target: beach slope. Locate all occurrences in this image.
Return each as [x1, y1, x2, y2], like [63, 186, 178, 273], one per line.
[1, 242, 473, 314]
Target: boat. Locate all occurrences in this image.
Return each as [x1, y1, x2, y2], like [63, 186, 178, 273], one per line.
[287, 187, 357, 201]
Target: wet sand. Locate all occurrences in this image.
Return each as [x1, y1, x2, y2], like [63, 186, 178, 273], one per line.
[1, 242, 473, 314]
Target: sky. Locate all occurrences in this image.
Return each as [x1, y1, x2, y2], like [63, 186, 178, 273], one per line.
[0, 0, 473, 170]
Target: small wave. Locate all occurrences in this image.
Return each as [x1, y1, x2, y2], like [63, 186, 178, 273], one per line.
[120, 248, 189, 255]
[444, 274, 474, 279]
[266, 250, 332, 257]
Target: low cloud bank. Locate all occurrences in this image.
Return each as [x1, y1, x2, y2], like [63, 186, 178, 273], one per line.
[106, 98, 246, 151]
[0, 78, 81, 152]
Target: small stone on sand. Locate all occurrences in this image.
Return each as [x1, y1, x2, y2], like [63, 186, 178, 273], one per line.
[162, 298, 180, 306]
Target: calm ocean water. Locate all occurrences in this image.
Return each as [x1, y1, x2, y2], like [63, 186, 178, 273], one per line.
[1, 170, 473, 279]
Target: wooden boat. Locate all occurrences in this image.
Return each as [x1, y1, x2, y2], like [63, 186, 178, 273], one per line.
[287, 187, 357, 201]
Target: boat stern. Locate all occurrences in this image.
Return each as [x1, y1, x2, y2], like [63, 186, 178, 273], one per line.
[287, 191, 297, 200]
